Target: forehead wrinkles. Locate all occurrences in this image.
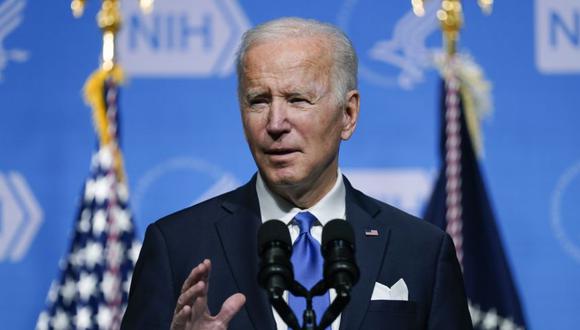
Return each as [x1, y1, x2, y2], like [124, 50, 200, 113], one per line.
[242, 39, 333, 97]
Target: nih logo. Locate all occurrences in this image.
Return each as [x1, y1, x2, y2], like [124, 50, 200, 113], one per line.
[535, 0, 580, 73]
[118, 0, 250, 77]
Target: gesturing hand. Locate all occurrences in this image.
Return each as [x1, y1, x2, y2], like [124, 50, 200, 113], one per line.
[171, 259, 246, 330]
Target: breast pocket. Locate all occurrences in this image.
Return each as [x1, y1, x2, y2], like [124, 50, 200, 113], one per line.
[361, 300, 419, 330]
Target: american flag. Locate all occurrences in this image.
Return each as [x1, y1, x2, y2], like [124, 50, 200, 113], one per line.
[364, 229, 379, 237]
[36, 75, 141, 330]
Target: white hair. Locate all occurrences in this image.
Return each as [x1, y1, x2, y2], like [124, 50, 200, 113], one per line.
[236, 17, 358, 106]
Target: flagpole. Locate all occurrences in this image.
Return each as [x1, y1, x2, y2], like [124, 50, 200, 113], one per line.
[410, 0, 494, 55]
[70, 0, 122, 70]
[71, 0, 154, 66]
[97, 0, 121, 72]
[68, 0, 152, 183]
[437, 0, 462, 56]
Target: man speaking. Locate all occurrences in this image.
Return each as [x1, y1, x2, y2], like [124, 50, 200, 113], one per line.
[121, 17, 472, 330]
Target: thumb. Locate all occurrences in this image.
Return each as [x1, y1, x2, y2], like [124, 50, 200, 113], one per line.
[216, 293, 246, 325]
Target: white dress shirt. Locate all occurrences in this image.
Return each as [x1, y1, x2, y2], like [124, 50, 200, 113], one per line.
[256, 170, 346, 330]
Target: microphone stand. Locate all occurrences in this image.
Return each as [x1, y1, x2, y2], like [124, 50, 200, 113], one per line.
[316, 288, 350, 330]
[303, 291, 315, 330]
[269, 279, 348, 330]
[308, 280, 349, 330]
[267, 281, 303, 330]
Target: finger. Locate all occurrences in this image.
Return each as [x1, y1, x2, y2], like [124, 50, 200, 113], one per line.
[171, 305, 191, 330]
[216, 293, 246, 325]
[192, 260, 211, 313]
[174, 280, 206, 315]
[181, 259, 210, 293]
[190, 281, 210, 320]
[203, 259, 211, 295]
[181, 259, 211, 293]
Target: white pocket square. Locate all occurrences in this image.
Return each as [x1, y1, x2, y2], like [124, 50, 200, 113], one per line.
[371, 279, 408, 301]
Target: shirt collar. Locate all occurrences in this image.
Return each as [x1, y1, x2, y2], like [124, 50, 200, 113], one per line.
[256, 169, 346, 226]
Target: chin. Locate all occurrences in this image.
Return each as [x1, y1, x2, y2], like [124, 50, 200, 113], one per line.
[262, 168, 305, 188]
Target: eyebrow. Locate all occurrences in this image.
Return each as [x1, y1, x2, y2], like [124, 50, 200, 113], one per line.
[282, 84, 325, 101]
[244, 83, 325, 101]
[285, 90, 315, 99]
[244, 88, 270, 100]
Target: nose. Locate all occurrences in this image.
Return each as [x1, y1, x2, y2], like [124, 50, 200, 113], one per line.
[266, 99, 291, 140]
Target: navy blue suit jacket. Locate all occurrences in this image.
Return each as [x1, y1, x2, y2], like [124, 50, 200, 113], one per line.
[121, 176, 472, 329]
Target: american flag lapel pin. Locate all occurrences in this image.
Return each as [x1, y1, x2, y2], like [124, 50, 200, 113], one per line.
[365, 228, 379, 237]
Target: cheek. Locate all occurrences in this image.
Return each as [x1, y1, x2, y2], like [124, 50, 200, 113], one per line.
[314, 112, 343, 140]
[297, 120, 340, 157]
[242, 114, 263, 141]
[317, 119, 344, 155]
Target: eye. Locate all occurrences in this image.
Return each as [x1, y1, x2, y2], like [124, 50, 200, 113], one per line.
[250, 99, 265, 105]
[248, 98, 269, 107]
[289, 97, 311, 105]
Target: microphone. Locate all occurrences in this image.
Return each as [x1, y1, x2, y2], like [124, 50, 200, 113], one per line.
[316, 219, 359, 330]
[257, 220, 294, 296]
[322, 219, 359, 293]
[321, 219, 359, 292]
[257, 220, 301, 329]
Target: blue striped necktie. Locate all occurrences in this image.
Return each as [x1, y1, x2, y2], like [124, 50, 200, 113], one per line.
[288, 211, 330, 328]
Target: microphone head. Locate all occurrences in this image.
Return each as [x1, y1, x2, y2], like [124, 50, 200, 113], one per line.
[258, 219, 292, 254]
[322, 219, 355, 247]
[321, 219, 359, 290]
[257, 220, 293, 295]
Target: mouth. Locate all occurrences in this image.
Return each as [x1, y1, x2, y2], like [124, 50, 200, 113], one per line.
[263, 148, 300, 161]
[265, 148, 299, 155]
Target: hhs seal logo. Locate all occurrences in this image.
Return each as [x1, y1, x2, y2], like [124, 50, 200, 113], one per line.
[118, 0, 250, 77]
[133, 157, 239, 228]
[0, 0, 29, 81]
[551, 161, 580, 263]
[337, 0, 440, 90]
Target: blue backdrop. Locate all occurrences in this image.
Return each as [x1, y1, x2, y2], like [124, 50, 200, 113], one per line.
[1, 0, 579, 328]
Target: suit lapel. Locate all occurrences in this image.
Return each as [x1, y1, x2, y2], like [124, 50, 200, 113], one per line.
[339, 179, 392, 330]
[214, 178, 277, 330]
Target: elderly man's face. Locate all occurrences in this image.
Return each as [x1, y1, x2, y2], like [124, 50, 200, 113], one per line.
[240, 37, 358, 199]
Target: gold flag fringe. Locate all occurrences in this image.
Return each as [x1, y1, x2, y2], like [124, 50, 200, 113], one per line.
[435, 52, 493, 159]
[83, 66, 127, 182]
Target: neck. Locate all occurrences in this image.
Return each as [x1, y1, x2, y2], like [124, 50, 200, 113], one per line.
[264, 166, 339, 209]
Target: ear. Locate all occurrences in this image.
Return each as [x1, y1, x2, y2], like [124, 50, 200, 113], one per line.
[340, 90, 360, 141]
